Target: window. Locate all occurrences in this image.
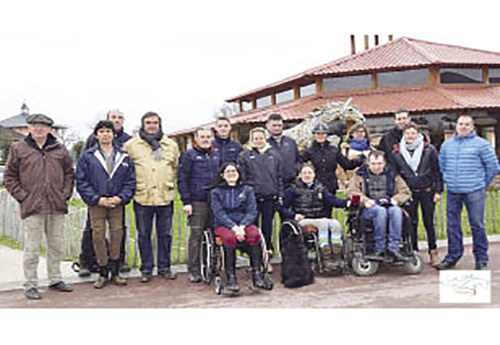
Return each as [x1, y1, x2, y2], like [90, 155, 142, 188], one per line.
[241, 101, 253, 112]
[276, 89, 294, 103]
[377, 68, 428, 87]
[489, 68, 500, 84]
[299, 83, 316, 97]
[440, 68, 483, 84]
[256, 95, 272, 108]
[323, 74, 372, 92]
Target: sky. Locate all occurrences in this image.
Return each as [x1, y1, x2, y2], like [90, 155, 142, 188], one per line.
[2, 0, 500, 141]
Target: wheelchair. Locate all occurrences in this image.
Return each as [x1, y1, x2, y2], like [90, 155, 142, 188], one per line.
[344, 202, 423, 276]
[279, 220, 346, 276]
[199, 226, 273, 296]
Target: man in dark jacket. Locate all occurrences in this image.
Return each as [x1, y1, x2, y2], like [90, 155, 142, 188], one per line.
[212, 116, 243, 164]
[302, 122, 363, 216]
[267, 113, 302, 187]
[76, 121, 136, 288]
[348, 151, 412, 261]
[78, 109, 132, 277]
[178, 127, 221, 283]
[378, 108, 411, 167]
[391, 122, 443, 266]
[4, 114, 75, 300]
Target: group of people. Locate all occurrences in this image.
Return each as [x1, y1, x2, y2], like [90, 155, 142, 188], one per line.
[3, 107, 499, 300]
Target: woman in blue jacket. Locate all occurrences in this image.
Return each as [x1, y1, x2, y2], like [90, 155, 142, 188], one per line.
[210, 162, 272, 292]
[76, 121, 136, 289]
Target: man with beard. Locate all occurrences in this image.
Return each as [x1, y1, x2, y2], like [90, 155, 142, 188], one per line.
[124, 112, 180, 282]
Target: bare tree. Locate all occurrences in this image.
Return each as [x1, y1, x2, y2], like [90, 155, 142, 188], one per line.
[213, 102, 238, 119]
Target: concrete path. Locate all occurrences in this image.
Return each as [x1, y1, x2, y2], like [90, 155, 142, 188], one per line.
[1, 235, 499, 292]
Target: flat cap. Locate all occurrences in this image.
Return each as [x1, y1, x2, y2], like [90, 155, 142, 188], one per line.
[26, 114, 54, 126]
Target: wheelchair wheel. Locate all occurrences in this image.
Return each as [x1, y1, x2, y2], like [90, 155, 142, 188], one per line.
[200, 231, 215, 284]
[352, 256, 379, 276]
[403, 252, 423, 275]
[214, 276, 223, 295]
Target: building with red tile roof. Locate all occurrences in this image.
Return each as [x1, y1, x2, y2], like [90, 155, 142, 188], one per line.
[171, 36, 500, 156]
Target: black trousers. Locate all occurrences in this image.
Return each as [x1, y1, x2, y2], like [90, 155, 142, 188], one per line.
[407, 190, 437, 251]
[256, 197, 276, 251]
[79, 206, 128, 268]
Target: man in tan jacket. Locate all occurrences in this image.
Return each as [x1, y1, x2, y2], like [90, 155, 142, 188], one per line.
[123, 112, 179, 282]
[348, 150, 411, 261]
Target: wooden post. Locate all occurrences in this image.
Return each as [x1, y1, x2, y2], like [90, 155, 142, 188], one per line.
[251, 97, 257, 110]
[271, 93, 277, 106]
[374, 35, 379, 46]
[484, 67, 489, 84]
[364, 35, 369, 50]
[372, 72, 377, 89]
[350, 35, 356, 55]
[238, 100, 243, 113]
[388, 35, 393, 41]
[429, 66, 439, 86]
[294, 85, 300, 99]
[316, 77, 323, 95]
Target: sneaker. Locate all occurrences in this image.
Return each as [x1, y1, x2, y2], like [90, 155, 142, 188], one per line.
[434, 260, 456, 271]
[25, 287, 41, 300]
[188, 272, 202, 283]
[429, 249, 441, 267]
[49, 281, 73, 292]
[475, 262, 488, 270]
[140, 273, 152, 283]
[119, 264, 131, 274]
[78, 267, 91, 278]
[111, 276, 127, 286]
[94, 276, 108, 289]
[158, 268, 177, 280]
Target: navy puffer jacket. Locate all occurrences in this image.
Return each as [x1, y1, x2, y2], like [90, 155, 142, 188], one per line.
[178, 145, 221, 204]
[210, 183, 257, 229]
[76, 145, 136, 206]
[213, 136, 243, 164]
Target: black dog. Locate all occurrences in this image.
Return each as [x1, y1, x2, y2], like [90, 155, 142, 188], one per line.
[280, 221, 314, 288]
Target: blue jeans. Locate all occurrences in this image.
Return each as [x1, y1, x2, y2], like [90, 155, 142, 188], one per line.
[361, 205, 403, 252]
[133, 201, 174, 274]
[445, 189, 488, 264]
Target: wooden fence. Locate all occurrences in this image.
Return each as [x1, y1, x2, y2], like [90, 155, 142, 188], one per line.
[1, 188, 499, 267]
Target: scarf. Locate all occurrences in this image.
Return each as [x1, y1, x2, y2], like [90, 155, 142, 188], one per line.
[400, 134, 424, 173]
[139, 129, 164, 160]
[349, 138, 370, 152]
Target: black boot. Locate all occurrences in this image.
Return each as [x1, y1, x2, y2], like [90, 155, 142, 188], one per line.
[94, 266, 109, 289]
[248, 243, 273, 290]
[223, 245, 239, 292]
[109, 260, 127, 286]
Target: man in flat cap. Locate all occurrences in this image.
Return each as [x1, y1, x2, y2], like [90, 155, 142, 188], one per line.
[4, 113, 75, 300]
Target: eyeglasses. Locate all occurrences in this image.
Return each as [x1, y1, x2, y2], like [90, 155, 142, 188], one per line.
[145, 121, 159, 125]
[224, 169, 238, 174]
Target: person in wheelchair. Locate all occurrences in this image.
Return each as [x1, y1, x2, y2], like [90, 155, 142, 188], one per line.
[210, 162, 273, 293]
[347, 150, 412, 262]
[278, 163, 350, 273]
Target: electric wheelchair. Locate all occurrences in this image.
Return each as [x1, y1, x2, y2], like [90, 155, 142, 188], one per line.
[344, 200, 423, 276]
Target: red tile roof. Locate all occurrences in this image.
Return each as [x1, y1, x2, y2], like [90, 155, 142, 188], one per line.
[226, 37, 500, 102]
[169, 85, 500, 136]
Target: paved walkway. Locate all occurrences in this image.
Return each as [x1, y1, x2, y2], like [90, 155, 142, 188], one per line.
[1, 235, 499, 292]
